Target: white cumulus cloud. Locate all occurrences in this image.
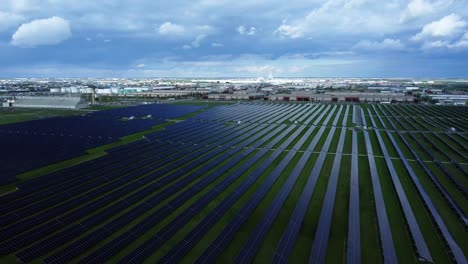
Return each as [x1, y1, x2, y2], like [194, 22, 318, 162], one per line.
[158, 22, 185, 35]
[274, 0, 404, 39]
[422, 40, 451, 49]
[237, 25, 256, 35]
[11, 16, 71, 47]
[412, 14, 467, 41]
[191, 34, 206, 48]
[407, 0, 435, 17]
[422, 32, 468, 50]
[158, 22, 215, 41]
[400, 0, 452, 22]
[353, 38, 405, 51]
[275, 23, 303, 39]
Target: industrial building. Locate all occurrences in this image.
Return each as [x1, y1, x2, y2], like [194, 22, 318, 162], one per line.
[429, 94, 468, 105]
[1, 96, 88, 109]
[209, 91, 413, 102]
[208, 90, 263, 100]
[128, 90, 209, 98]
[266, 91, 413, 102]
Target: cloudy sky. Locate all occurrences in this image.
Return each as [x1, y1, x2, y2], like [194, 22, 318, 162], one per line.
[1, 0, 468, 78]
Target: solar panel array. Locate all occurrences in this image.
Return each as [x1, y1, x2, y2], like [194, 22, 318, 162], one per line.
[375, 104, 467, 263]
[271, 106, 342, 264]
[0, 102, 467, 264]
[347, 129, 361, 264]
[367, 109, 432, 262]
[361, 106, 399, 264]
[0, 104, 204, 184]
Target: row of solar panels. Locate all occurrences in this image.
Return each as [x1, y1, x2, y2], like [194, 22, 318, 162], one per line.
[40, 104, 301, 263]
[368, 108, 433, 262]
[192, 103, 334, 126]
[381, 106, 468, 209]
[270, 109, 342, 264]
[363, 127, 398, 263]
[389, 104, 468, 130]
[0, 103, 297, 210]
[146, 125, 297, 264]
[0, 104, 205, 183]
[85, 124, 289, 263]
[0, 121, 219, 208]
[386, 105, 468, 188]
[374, 104, 466, 263]
[81, 105, 321, 263]
[12, 121, 266, 262]
[6, 102, 463, 263]
[1, 103, 302, 262]
[0, 121, 233, 254]
[197, 106, 346, 263]
[399, 104, 468, 132]
[308, 107, 348, 264]
[390, 104, 467, 165]
[89, 104, 205, 120]
[245, 109, 340, 262]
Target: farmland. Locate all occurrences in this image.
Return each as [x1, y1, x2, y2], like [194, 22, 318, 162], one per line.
[0, 102, 467, 264]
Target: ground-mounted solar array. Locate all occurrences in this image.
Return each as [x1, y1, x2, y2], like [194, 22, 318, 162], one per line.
[0, 102, 467, 264]
[0, 104, 205, 184]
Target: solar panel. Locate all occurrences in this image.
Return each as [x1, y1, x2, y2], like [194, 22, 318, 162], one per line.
[347, 130, 361, 264]
[308, 127, 345, 264]
[18, 115, 267, 262]
[363, 131, 398, 264]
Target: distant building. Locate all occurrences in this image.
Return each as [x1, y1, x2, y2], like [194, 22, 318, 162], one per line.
[406, 87, 420, 91]
[425, 89, 443, 95]
[3, 96, 88, 109]
[430, 95, 468, 106]
[134, 90, 209, 97]
[208, 92, 263, 100]
[267, 92, 412, 102]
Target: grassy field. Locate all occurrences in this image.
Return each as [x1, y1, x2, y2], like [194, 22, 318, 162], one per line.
[0, 102, 467, 264]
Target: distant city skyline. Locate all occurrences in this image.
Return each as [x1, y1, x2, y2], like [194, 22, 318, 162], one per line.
[1, 0, 468, 78]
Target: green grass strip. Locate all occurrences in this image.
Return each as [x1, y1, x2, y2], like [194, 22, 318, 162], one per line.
[358, 155, 382, 264]
[289, 154, 331, 263]
[374, 157, 416, 263]
[325, 154, 351, 263]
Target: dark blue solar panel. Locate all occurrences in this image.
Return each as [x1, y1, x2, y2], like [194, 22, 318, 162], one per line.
[363, 131, 398, 264]
[367, 109, 432, 261]
[7, 121, 252, 258]
[42, 122, 271, 263]
[377, 104, 467, 226]
[4, 103, 463, 263]
[0, 104, 205, 184]
[238, 108, 343, 263]
[347, 129, 361, 264]
[376, 104, 466, 263]
[271, 107, 341, 264]
[194, 126, 311, 264]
